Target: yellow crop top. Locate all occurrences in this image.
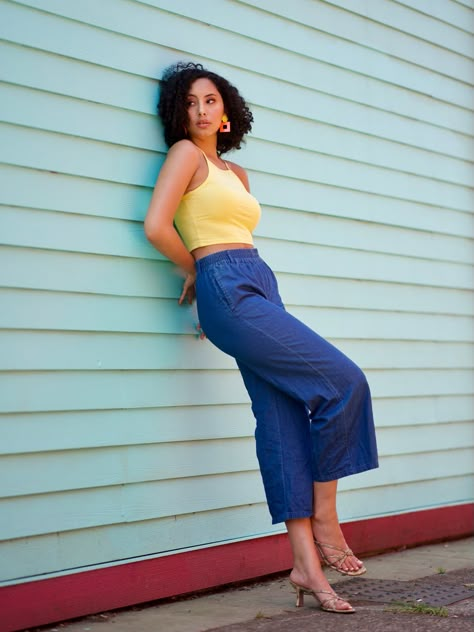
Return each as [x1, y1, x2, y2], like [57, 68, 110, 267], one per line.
[174, 152, 261, 251]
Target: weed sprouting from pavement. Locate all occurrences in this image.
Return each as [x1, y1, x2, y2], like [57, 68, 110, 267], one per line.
[385, 601, 449, 617]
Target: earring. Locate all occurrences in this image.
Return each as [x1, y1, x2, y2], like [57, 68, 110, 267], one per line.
[219, 114, 231, 133]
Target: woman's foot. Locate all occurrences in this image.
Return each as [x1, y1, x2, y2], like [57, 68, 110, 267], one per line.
[289, 568, 354, 613]
[312, 516, 366, 576]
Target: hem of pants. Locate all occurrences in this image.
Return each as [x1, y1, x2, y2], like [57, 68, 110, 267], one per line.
[269, 459, 379, 524]
[313, 458, 379, 483]
[271, 509, 313, 525]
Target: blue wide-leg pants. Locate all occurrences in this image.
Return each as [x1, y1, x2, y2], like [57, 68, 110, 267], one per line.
[195, 248, 378, 524]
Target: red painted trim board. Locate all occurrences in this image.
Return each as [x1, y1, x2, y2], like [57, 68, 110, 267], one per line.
[1, 503, 472, 632]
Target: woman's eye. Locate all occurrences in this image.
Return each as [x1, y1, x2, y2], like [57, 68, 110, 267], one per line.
[207, 98, 215, 104]
[186, 100, 195, 107]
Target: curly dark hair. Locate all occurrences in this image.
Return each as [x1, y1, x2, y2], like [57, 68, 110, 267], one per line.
[158, 62, 253, 155]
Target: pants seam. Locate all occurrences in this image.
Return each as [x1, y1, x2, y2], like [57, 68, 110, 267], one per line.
[235, 306, 342, 403]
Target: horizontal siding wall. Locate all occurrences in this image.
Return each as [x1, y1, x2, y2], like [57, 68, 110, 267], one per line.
[0, 0, 473, 585]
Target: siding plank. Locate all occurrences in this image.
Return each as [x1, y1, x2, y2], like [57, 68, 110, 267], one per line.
[0, 82, 161, 152]
[323, 0, 474, 56]
[1, 245, 472, 297]
[0, 370, 250, 413]
[3, 83, 474, 187]
[3, 122, 472, 212]
[253, 171, 474, 234]
[278, 275, 474, 316]
[238, 0, 474, 79]
[0, 504, 281, 583]
[0, 369, 472, 415]
[0, 0, 474, 126]
[1, 288, 472, 341]
[1, 450, 470, 540]
[375, 394, 474, 427]
[1, 421, 472, 498]
[3, 40, 473, 160]
[2, 165, 473, 236]
[0, 288, 199, 335]
[0, 124, 157, 187]
[0, 41, 157, 114]
[0, 439, 260, 497]
[3, 205, 473, 264]
[341, 477, 474, 520]
[10, 0, 474, 114]
[1, 394, 471, 455]
[251, 107, 474, 187]
[0, 405, 255, 454]
[0, 471, 268, 540]
[1, 332, 472, 372]
[0, 164, 153, 222]
[394, 0, 474, 32]
[338, 449, 473, 491]
[2, 481, 471, 583]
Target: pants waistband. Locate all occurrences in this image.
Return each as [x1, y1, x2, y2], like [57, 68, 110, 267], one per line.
[195, 248, 260, 273]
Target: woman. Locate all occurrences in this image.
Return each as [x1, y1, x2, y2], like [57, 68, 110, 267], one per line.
[145, 62, 378, 615]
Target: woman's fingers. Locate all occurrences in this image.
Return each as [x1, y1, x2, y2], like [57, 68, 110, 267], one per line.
[196, 323, 206, 340]
[178, 272, 196, 304]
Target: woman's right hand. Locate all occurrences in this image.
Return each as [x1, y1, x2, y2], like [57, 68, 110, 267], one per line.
[178, 270, 196, 305]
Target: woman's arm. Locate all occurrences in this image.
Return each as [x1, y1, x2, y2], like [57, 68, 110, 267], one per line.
[144, 140, 200, 303]
[144, 140, 199, 271]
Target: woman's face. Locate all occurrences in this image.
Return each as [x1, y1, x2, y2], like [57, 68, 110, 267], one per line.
[185, 78, 225, 141]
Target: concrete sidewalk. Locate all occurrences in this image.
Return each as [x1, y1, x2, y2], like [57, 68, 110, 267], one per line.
[31, 537, 474, 632]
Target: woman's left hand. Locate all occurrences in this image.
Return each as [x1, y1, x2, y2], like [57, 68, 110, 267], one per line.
[178, 270, 196, 305]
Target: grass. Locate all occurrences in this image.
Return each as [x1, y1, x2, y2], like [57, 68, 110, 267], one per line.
[254, 611, 272, 619]
[436, 567, 446, 574]
[386, 601, 449, 617]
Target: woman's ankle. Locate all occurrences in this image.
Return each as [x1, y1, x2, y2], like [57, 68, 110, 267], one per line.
[312, 510, 339, 526]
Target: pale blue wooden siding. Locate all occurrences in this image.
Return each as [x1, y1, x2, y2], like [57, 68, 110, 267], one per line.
[0, 0, 473, 584]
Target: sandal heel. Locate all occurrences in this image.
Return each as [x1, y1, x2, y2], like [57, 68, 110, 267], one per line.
[290, 580, 306, 607]
[289, 579, 355, 614]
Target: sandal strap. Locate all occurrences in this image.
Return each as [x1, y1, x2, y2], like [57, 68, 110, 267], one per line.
[314, 540, 356, 567]
[314, 540, 353, 555]
[313, 589, 336, 597]
[326, 550, 351, 564]
[315, 590, 348, 609]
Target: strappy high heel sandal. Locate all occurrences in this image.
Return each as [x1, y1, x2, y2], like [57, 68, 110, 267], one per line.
[314, 539, 367, 576]
[289, 580, 355, 614]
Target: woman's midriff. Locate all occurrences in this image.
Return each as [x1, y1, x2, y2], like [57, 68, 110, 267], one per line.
[192, 243, 254, 261]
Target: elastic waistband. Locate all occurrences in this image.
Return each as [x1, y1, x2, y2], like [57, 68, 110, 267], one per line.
[195, 248, 260, 272]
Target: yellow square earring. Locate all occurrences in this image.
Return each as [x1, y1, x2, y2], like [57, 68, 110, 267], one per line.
[219, 114, 231, 133]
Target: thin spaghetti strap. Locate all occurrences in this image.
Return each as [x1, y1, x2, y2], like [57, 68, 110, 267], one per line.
[195, 145, 229, 171]
[195, 146, 209, 162]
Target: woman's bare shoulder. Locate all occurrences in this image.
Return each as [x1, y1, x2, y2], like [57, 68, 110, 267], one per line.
[167, 139, 201, 161]
[226, 160, 250, 191]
